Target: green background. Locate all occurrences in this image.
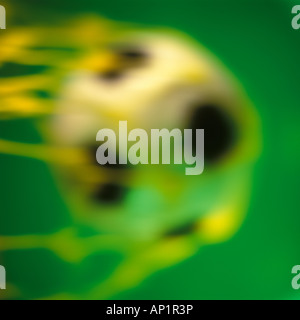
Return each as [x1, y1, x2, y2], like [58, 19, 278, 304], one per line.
[1, 0, 300, 299]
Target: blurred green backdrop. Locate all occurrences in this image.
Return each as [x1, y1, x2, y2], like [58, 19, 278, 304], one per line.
[0, 0, 300, 299]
